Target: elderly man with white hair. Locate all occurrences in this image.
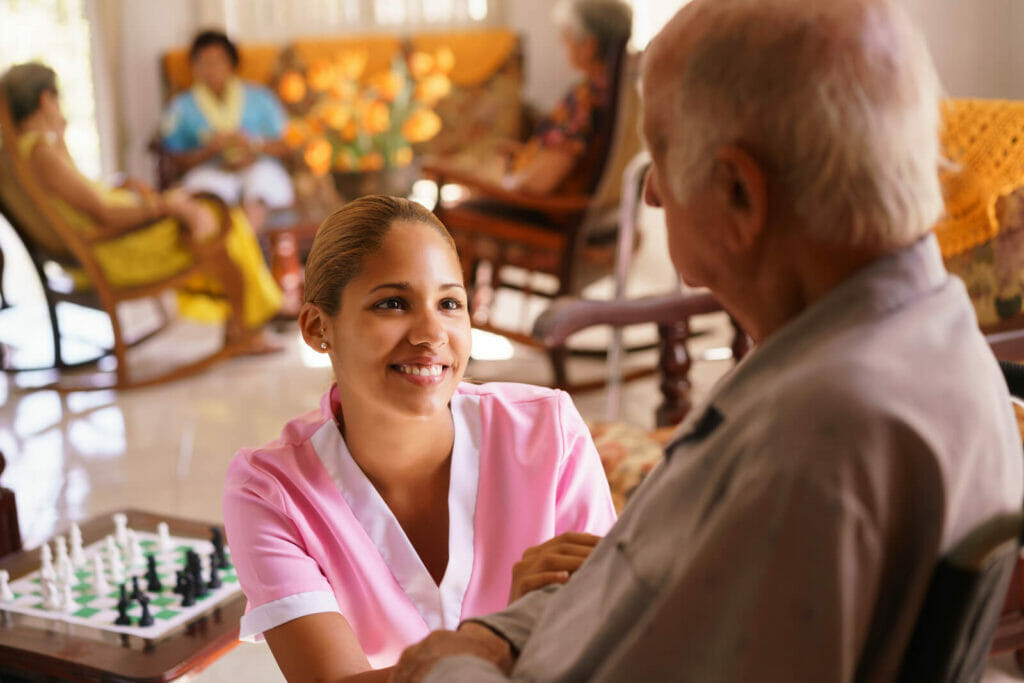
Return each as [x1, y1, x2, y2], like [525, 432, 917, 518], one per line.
[388, 0, 1023, 680]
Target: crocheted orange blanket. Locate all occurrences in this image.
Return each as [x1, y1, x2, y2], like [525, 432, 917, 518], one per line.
[935, 98, 1024, 257]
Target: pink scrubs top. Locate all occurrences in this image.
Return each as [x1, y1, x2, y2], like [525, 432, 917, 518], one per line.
[223, 381, 616, 667]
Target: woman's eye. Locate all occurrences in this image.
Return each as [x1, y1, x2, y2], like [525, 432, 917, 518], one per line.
[440, 298, 464, 311]
[374, 297, 406, 310]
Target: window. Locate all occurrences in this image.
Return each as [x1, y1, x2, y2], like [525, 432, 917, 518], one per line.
[219, 0, 501, 42]
[0, 0, 101, 178]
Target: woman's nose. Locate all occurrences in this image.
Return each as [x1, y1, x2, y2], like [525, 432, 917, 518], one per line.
[409, 308, 447, 347]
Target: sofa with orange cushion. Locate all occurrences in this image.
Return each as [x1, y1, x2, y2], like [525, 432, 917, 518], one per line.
[155, 29, 525, 208]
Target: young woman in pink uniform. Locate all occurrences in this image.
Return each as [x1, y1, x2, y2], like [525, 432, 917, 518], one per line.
[222, 195, 615, 681]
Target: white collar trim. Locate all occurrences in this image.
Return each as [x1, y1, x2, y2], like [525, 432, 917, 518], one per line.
[309, 393, 481, 630]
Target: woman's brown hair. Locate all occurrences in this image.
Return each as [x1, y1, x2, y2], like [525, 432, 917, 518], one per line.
[303, 194, 457, 316]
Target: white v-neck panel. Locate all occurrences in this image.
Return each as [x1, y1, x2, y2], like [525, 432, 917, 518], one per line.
[309, 393, 481, 631]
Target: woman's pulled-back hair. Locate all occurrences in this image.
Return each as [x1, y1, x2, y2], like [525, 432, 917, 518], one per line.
[304, 195, 457, 316]
[0, 62, 57, 124]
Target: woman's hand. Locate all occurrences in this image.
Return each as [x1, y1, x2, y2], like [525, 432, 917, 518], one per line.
[162, 189, 217, 242]
[508, 531, 601, 603]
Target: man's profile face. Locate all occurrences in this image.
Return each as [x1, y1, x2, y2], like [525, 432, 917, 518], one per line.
[641, 23, 722, 290]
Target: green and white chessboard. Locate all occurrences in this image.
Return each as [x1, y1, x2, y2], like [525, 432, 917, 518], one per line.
[2, 530, 241, 640]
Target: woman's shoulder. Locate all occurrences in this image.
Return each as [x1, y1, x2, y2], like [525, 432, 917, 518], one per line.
[456, 380, 565, 405]
[226, 394, 335, 487]
[455, 381, 583, 428]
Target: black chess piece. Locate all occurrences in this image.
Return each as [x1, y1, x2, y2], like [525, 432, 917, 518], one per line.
[210, 526, 229, 569]
[145, 554, 162, 592]
[173, 569, 186, 595]
[136, 594, 154, 627]
[114, 596, 131, 626]
[130, 576, 144, 602]
[181, 574, 196, 607]
[207, 553, 222, 589]
[119, 582, 131, 606]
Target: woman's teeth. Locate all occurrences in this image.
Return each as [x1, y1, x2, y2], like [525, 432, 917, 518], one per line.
[395, 364, 443, 377]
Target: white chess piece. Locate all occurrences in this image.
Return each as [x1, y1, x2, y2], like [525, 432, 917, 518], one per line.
[0, 570, 13, 602]
[113, 513, 128, 548]
[41, 578, 60, 610]
[54, 536, 68, 566]
[57, 554, 78, 587]
[127, 529, 144, 567]
[61, 581, 74, 613]
[41, 544, 56, 582]
[157, 522, 171, 554]
[69, 523, 85, 567]
[109, 549, 125, 585]
[92, 554, 110, 596]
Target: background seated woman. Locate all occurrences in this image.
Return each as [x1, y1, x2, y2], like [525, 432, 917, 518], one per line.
[1, 62, 283, 350]
[160, 29, 294, 230]
[223, 195, 616, 681]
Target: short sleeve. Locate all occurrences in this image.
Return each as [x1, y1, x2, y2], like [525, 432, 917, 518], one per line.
[531, 81, 602, 153]
[553, 391, 617, 535]
[160, 96, 195, 152]
[248, 85, 287, 139]
[223, 453, 340, 641]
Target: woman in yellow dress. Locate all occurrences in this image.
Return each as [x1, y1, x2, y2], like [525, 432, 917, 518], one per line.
[1, 62, 283, 350]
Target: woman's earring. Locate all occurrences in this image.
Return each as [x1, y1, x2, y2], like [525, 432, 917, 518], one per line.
[320, 341, 328, 351]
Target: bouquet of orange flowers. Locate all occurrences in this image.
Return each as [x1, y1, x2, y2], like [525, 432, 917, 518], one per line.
[277, 47, 452, 176]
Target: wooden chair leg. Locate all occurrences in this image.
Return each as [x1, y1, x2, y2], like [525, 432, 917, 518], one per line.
[655, 317, 693, 427]
[548, 345, 570, 390]
[0, 245, 8, 309]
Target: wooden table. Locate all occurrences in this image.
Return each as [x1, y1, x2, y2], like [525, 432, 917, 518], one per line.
[0, 509, 245, 682]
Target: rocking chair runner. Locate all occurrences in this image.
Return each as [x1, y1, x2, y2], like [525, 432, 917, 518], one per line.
[0, 92, 243, 391]
[424, 37, 642, 389]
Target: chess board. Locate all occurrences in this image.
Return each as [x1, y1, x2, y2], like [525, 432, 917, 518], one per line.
[2, 529, 242, 641]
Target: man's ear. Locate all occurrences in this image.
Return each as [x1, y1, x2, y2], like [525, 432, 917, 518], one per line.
[298, 303, 329, 353]
[713, 145, 767, 252]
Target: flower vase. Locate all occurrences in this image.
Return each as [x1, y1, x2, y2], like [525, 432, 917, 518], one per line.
[330, 162, 420, 202]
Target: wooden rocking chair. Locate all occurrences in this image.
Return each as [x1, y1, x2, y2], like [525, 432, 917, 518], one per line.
[424, 38, 642, 388]
[0, 92, 242, 391]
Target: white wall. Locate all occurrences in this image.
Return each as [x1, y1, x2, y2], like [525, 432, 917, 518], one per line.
[901, 0, 1024, 99]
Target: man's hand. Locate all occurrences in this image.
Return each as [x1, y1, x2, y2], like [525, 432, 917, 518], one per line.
[508, 532, 600, 603]
[391, 622, 514, 682]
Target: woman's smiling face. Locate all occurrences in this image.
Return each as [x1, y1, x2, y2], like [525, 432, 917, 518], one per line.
[325, 219, 471, 420]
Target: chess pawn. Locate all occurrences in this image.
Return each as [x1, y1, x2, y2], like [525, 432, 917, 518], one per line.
[92, 554, 110, 596]
[61, 581, 74, 613]
[41, 545, 56, 583]
[127, 530, 144, 567]
[40, 542, 52, 566]
[54, 536, 68, 566]
[0, 570, 12, 602]
[109, 550, 125, 585]
[41, 578, 60, 611]
[69, 523, 85, 567]
[57, 554, 78, 587]
[157, 522, 172, 554]
[113, 513, 128, 548]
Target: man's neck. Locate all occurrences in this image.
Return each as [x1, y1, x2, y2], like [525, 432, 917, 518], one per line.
[719, 230, 888, 345]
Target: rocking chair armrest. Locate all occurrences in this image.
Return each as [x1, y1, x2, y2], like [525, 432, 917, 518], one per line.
[422, 158, 591, 215]
[85, 191, 232, 250]
[532, 290, 726, 348]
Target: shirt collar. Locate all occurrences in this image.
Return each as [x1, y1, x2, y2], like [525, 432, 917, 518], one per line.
[665, 235, 949, 454]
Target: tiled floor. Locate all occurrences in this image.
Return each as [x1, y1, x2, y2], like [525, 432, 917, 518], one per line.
[1, 212, 1021, 681]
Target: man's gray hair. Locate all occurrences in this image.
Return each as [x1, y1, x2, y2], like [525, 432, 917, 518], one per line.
[661, 0, 944, 250]
[553, 0, 633, 59]
[0, 62, 57, 124]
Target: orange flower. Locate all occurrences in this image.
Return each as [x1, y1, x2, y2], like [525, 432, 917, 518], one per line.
[369, 71, 405, 102]
[391, 145, 414, 168]
[320, 102, 351, 131]
[303, 137, 333, 176]
[334, 148, 356, 172]
[330, 79, 359, 101]
[337, 50, 368, 81]
[362, 100, 391, 135]
[434, 47, 455, 74]
[414, 73, 451, 107]
[308, 60, 336, 93]
[341, 119, 358, 141]
[278, 71, 306, 104]
[401, 108, 442, 143]
[282, 120, 308, 149]
[408, 51, 434, 80]
[358, 152, 385, 171]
